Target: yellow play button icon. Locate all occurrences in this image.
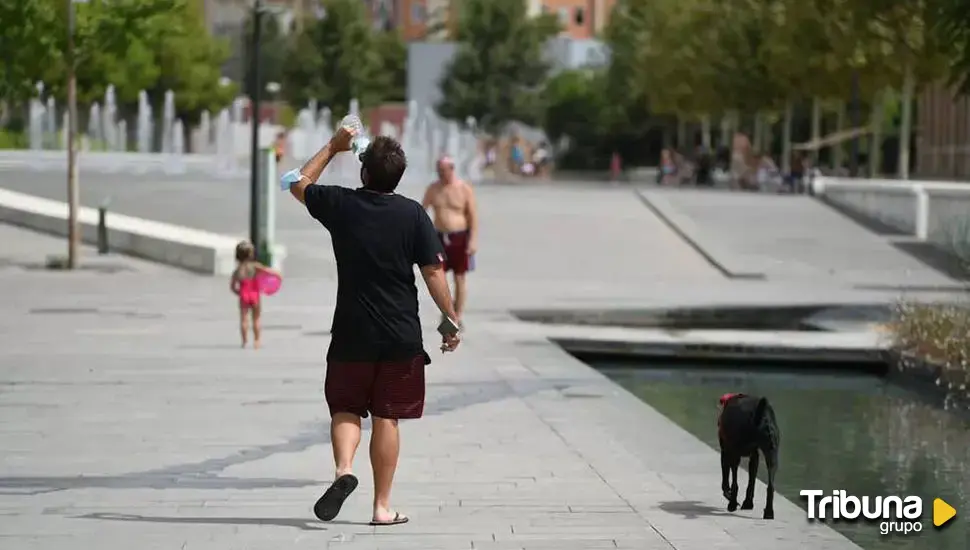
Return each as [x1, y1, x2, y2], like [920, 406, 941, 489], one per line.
[934, 498, 956, 527]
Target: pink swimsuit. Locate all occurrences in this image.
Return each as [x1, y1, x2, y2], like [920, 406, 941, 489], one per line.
[239, 277, 260, 307]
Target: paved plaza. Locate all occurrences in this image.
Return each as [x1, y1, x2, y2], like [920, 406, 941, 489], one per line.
[1, 167, 962, 549]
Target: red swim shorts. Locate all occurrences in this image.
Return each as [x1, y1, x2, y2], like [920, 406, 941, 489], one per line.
[439, 230, 470, 274]
[324, 355, 426, 420]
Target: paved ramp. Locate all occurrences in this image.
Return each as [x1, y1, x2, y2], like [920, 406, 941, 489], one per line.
[638, 189, 962, 289]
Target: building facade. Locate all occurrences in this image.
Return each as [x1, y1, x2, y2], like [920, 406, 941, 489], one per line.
[532, 0, 615, 39]
[916, 82, 970, 180]
[370, 0, 616, 42]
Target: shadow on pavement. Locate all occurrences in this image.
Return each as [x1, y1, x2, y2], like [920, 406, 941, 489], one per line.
[658, 500, 755, 520]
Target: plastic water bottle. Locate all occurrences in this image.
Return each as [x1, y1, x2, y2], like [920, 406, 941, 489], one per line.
[339, 114, 370, 159]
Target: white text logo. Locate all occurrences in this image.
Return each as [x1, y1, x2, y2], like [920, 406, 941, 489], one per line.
[800, 490, 923, 535]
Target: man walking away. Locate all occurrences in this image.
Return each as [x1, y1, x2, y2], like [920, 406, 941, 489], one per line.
[421, 156, 478, 327]
[282, 127, 461, 526]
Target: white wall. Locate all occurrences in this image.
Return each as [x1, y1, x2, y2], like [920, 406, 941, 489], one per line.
[814, 176, 970, 255]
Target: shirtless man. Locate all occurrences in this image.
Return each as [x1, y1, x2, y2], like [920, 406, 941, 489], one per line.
[422, 156, 478, 325]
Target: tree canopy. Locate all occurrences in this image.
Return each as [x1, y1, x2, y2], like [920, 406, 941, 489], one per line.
[436, 0, 560, 132]
[601, 0, 956, 119]
[279, 0, 400, 116]
[1, 0, 235, 122]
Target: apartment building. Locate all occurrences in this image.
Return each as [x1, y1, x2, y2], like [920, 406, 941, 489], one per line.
[368, 0, 455, 41]
[529, 0, 616, 39]
[373, 0, 616, 41]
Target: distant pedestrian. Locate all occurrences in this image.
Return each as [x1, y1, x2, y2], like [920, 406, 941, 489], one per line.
[422, 156, 479, 327]
[281, 126, 461, 526]
[230, 241, 281, 349]
[659, 148, 678, 185]
[533, 141, 551, 178]
[510, 140, 525, 174]
[274, 132, 287, 165]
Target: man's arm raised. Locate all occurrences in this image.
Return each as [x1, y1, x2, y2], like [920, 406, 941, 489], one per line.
[285, 126, 354, 204]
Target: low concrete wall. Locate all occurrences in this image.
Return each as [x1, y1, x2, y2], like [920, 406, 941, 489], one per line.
[0, 188, 286, 276]
[813, 177, 970, 253]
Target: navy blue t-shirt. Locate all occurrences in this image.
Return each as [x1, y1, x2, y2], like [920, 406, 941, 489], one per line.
[304, 184, 444, 363]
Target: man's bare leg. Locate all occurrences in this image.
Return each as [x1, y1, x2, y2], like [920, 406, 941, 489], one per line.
[331, 412, 361, 477]
[371, 416, 405, 522]
[453, 273, 467, 323]
[313, 412, 362, 521]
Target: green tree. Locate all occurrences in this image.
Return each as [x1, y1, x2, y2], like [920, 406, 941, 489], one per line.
[4, 0, 231, 123]
[147, 0, 236, 125]
[49, 0, 180, 102]
[540, 69, 615, 169]
[436, 0, 560, 131]
[375, 31, 407, 103]
[2, 0, 177, 105]
[0, 0, 60, 105]
[280, 0, 387, 116]
[936, 0, 970, 93]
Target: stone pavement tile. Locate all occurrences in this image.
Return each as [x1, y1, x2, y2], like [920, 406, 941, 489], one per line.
[325, 534, 477, 550]
[0, 534, 187, 550]
[471, 541, 623, 550]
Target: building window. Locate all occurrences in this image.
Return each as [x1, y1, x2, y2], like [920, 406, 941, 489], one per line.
[411, 3, 426, 23]
[574, 7, 585, 26]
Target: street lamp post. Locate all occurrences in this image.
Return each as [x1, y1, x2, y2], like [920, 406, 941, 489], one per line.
[66, 0, 85, 269]
[249, 0, 264, 253]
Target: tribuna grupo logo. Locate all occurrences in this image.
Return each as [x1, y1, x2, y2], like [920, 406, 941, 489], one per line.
[800, 490, 923, 535]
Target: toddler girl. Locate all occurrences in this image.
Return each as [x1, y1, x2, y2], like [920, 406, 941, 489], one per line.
[230, 241, 281, 349]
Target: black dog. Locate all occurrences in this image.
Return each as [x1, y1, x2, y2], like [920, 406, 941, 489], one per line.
[717, 393, 780, 519]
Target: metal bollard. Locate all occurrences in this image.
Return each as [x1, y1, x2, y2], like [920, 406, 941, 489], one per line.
[97, 204, 109, 255]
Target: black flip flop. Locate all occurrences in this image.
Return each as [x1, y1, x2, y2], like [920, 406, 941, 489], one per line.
[313, 474, 359, 521]
[369, 512, 409, 526]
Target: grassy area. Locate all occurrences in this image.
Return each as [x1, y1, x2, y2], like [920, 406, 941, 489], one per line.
[0, 129, 27, 149]
[890, 301, 970, 398]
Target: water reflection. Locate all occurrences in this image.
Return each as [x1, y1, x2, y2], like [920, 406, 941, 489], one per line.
[598, 364, 970, 550]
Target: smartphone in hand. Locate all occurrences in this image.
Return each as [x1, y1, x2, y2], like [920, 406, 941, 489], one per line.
[437, 316, 460, 337]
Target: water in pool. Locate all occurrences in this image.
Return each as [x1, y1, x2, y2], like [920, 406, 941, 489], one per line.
[597, 363, 970, 550]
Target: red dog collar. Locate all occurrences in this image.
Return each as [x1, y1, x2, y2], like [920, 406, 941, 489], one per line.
[719, 392, 745, 405]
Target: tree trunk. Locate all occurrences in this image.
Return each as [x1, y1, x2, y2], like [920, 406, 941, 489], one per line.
[753, 112, 764, 153]
[810, 98, 822, 165]
[869, 89, 883, 178]
[834, 103, 846, 170]
[720, 114, 730, 148]
[899, 65, 914, 180]
[782, 102, 793, 173]
[701, 114, 711, 149]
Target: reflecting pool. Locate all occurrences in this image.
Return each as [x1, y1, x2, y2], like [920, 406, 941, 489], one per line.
[598, 364, 970, 550]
